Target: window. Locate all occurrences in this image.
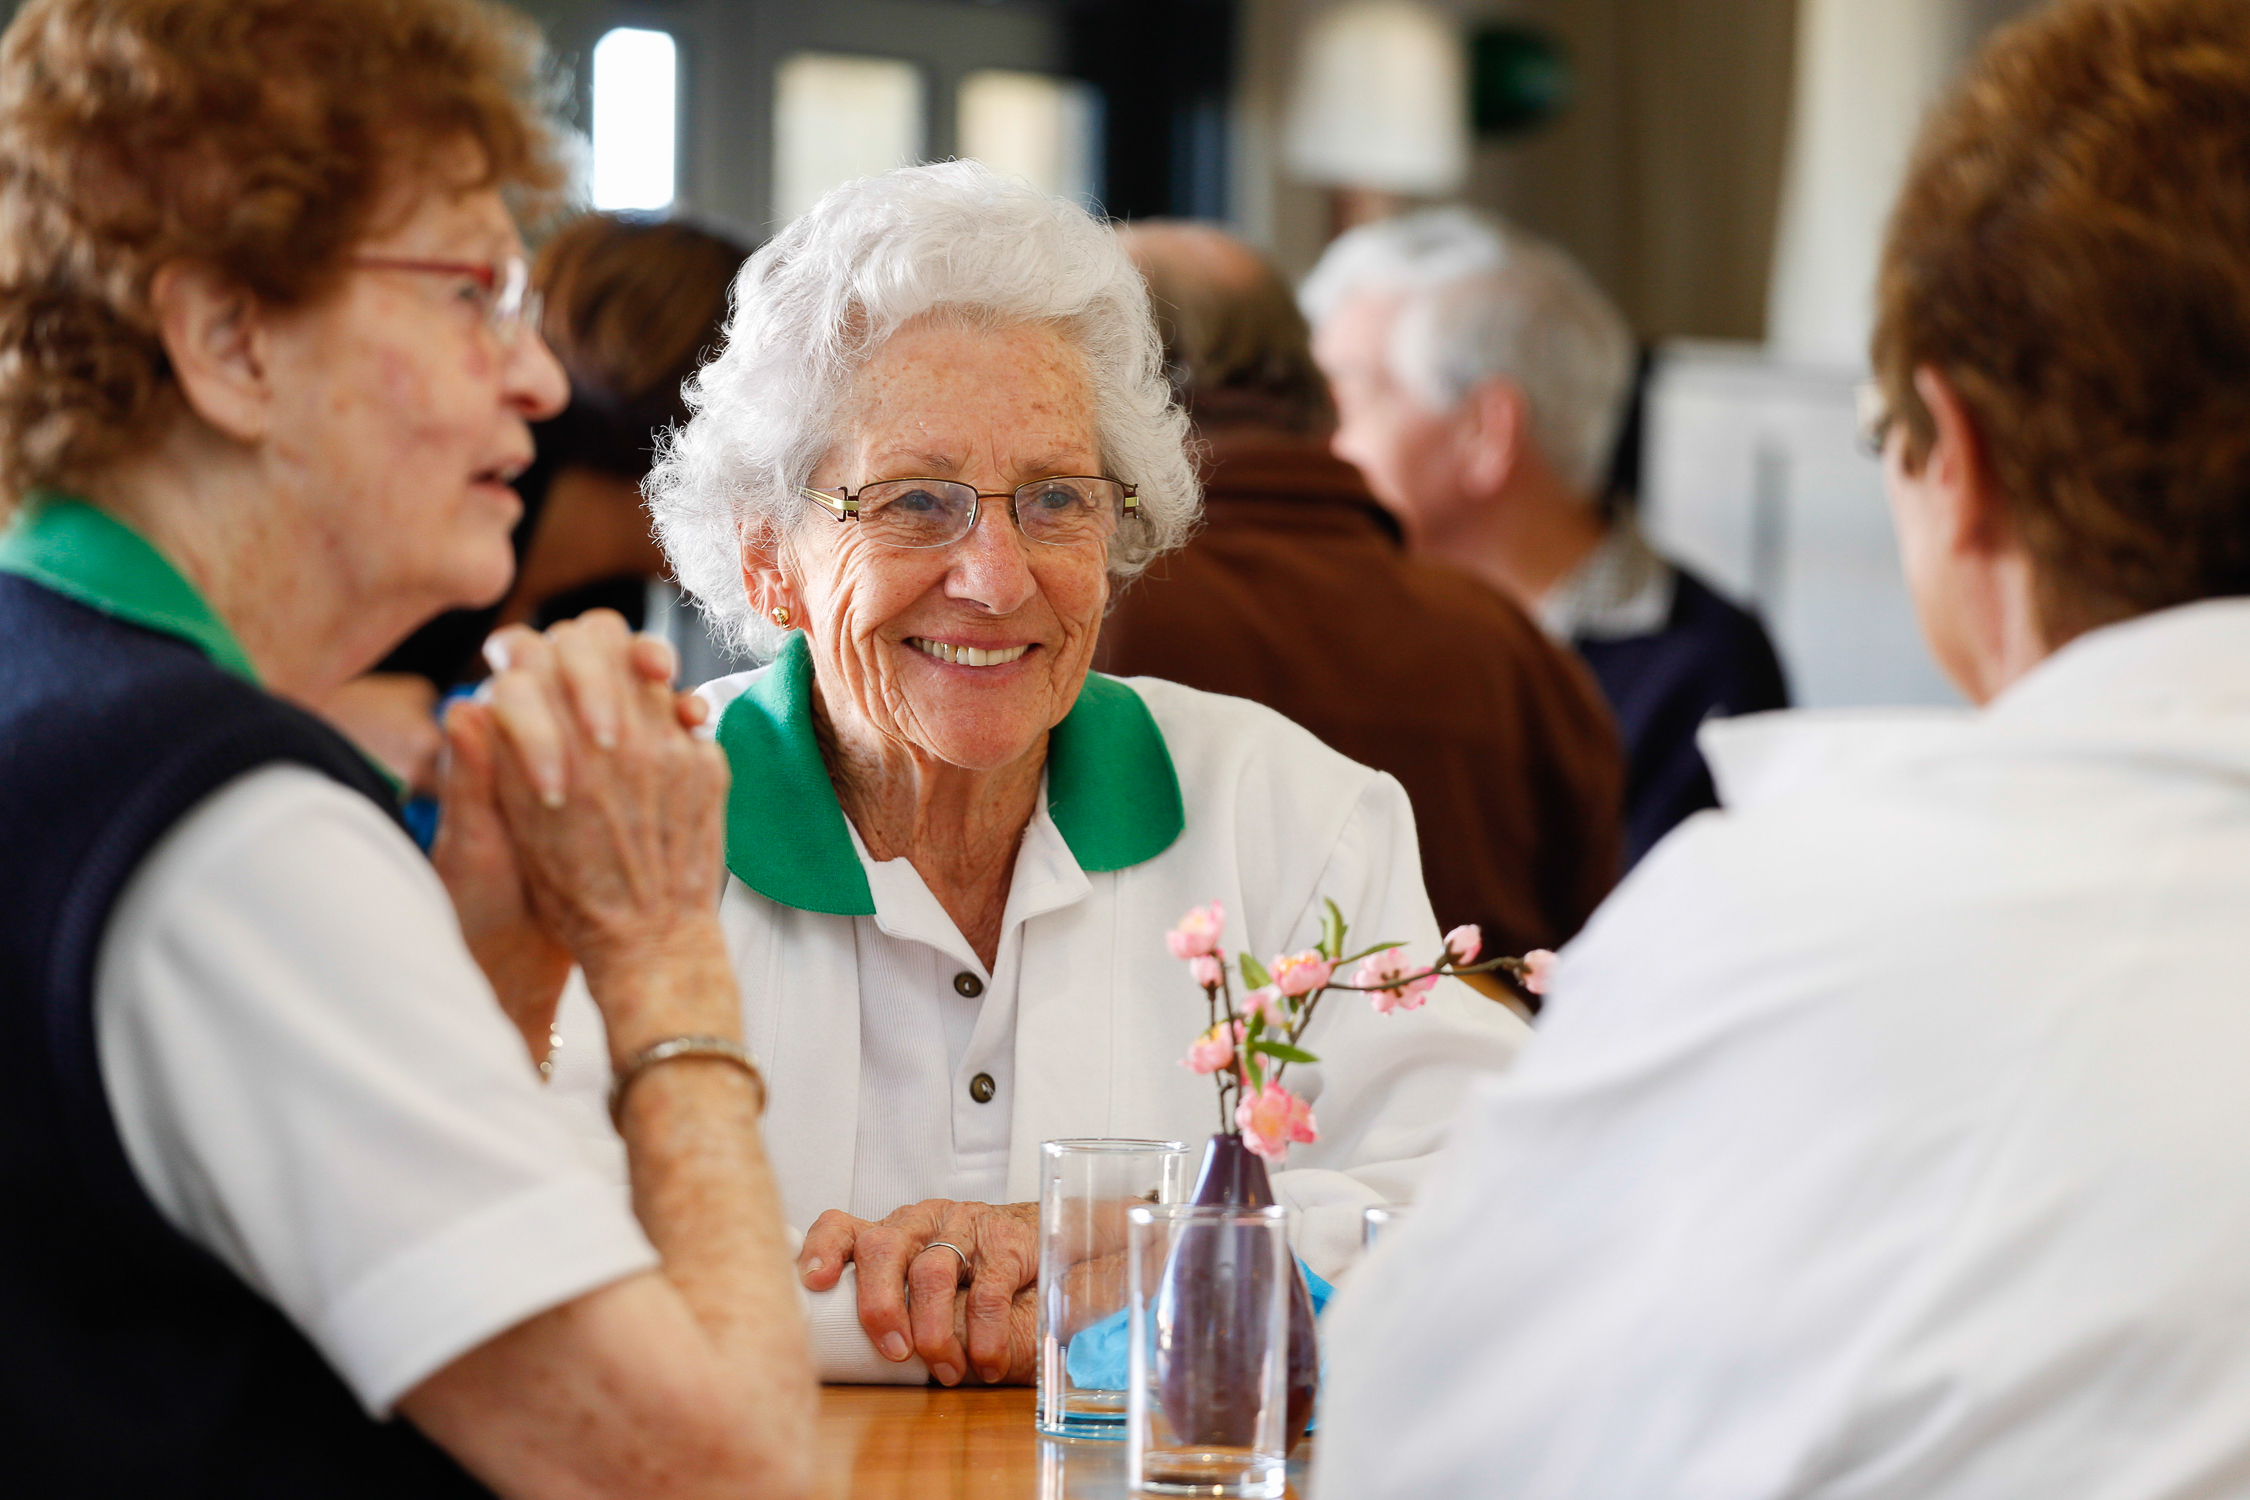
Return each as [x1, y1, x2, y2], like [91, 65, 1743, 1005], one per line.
[772, 53, 926, 224]
[957, 69, 1101, 207]
[590, 27, 679, 212]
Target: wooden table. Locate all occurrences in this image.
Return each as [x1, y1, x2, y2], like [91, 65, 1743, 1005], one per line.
[814, 1386, 1310, 1498]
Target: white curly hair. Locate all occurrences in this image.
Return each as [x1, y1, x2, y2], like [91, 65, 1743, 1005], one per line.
[645, 159, 1202, 661]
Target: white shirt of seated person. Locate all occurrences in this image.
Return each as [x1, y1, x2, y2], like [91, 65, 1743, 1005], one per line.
[547, 663, 1531, 1384]
[98, 765, 658, 1414]
[1314, 598, 2250, 1500]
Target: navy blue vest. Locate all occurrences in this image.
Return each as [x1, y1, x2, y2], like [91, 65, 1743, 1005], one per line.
[1575, 566, 1792, 867]
[0, 574, 490, 1496]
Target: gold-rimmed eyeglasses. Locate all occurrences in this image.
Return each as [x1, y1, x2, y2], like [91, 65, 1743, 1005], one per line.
[352, 254, 543, 346]
[798, 476, 1140, 551]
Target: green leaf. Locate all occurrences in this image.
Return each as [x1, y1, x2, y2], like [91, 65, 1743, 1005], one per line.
[1249, 1039, 1320, 1066]
[1244, 1055, 1265, 1091]
[1336, 940, 1407, 966]
[1239, 952, 1273, 991]
[1322, 897, 1348, 959]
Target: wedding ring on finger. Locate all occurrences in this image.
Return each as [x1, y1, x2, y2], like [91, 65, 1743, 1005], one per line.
[920, 1240, 972, 1278]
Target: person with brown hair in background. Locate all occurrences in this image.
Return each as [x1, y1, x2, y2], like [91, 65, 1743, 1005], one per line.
[1316, 2, 2250, 1495]
[1099, 222, 1623, 964]
[324, 214, 752, 802]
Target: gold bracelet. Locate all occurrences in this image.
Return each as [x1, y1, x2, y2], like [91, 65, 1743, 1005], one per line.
[608, 1035, 766, 1125]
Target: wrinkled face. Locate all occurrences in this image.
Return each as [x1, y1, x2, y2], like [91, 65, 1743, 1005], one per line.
[1312, 289, 1472, 543]
[261, 176, 567, 630]
[773, 316, 1112, 773]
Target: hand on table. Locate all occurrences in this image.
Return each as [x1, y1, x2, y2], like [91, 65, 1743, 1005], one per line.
[801, 1199, 1040, 1386]
[945, 1281, 1038, 1389]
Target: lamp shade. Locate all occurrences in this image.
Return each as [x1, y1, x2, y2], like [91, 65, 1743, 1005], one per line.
[1284, 1, 1469, 196]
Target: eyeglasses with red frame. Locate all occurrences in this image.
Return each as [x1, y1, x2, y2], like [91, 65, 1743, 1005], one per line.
[351, 254, 542, 345]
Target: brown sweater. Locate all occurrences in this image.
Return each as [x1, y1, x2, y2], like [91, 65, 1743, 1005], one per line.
[1097, 429, 1625, 955]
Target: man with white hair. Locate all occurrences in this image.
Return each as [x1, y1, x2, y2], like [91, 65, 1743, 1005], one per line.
[1304, 210, 1787, 863]
[1098, 221, 1624, 962]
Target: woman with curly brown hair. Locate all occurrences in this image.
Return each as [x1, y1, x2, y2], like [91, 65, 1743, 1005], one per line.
[0, 2, 812, 1495]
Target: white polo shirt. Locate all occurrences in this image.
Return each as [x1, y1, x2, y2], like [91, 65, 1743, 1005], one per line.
[1315, 599, 2250, 1500]
[97, 765, 660, 1414]
[842, 798, 1090, 1217]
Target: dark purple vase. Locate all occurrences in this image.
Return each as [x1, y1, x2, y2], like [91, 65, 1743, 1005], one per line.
[1152, 1132, 1319, 1450]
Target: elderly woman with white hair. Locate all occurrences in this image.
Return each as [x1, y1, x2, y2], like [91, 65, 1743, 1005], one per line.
[545, 161, 1526, 1387]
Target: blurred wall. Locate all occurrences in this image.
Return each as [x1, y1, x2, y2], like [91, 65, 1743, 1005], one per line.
[1644, 0, 2053, 711]
[0, 0, 1790, 346]
[1469, 0, 1796, 344]
[1766, 0, 2045, 367]
[1236, 0, 1797, 345]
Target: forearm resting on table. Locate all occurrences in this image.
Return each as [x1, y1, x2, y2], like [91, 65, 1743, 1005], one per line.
[404, 1271, 805, 1500]
[404, 941, 815, 1498]
[605, 929, 813, 1449]
[617, 1021, 810, 1387]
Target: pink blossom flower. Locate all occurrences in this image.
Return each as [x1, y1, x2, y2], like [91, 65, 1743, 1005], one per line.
[1268, 949, 1334, 998]
[1522, 948, 1558, 995]
[1167, 901, 1226, 960]
[1189, 953, 1225, 989]
[1353, 947, 1440, 1014]
[1240, 985, 1290, 1028]
[1182, 1019, 1244, 1074]
[1442, 924, 1483, 967]
[1235, 1081, 1318, 1161]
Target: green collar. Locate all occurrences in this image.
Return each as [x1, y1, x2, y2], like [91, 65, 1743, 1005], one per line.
[716, 633, 1185, 915]
[0, 492, 260, 684]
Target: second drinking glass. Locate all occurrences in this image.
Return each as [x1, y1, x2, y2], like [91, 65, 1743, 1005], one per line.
[1127, 1201, 1294, 1499]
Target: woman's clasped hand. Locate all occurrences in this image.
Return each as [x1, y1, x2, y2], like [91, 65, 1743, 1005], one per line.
[800, 1199, 1041, 1387]
[435, 610, 728, 1068]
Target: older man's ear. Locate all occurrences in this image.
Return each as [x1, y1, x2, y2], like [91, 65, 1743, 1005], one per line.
[1456, 378, 1530, 499]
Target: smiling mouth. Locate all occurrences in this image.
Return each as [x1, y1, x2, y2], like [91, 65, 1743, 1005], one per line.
[908, 637, 1032, 668]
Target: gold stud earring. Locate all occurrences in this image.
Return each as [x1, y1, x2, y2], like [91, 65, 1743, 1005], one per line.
[771, 605, 792, 628]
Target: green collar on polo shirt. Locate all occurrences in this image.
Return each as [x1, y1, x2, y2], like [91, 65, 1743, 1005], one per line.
[715, 631, 1185, 915]
[0, 492, 261, 685]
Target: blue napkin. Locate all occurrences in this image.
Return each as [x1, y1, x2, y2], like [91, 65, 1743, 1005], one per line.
[1064, 1257, 1333, 1392]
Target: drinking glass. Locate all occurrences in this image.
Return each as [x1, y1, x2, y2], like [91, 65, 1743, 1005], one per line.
[1362, 1203, 1406, 1250]
[1036, 1138, 1192, 1439]
[1127, 1202, 1292, 1498]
